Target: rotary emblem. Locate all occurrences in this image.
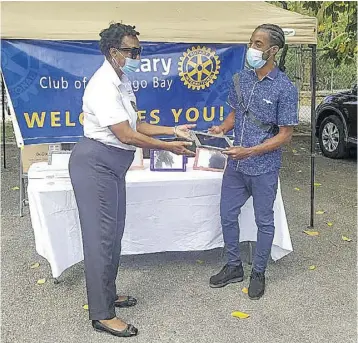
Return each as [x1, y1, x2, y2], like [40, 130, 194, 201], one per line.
[1, 46, 48, 106]
[178, 46, 220, 90]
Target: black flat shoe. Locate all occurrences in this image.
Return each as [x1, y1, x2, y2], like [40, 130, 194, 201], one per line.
[92, 320, 138, 337]
[114, 295, 137, 308]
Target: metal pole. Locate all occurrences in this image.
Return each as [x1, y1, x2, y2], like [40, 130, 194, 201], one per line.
[19, 148, 24, 217]
[309, 44, 317, 228]
[2, 74, 6, 169]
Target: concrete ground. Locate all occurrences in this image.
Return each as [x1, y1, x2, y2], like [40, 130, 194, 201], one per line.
[1, 136, 357, 343]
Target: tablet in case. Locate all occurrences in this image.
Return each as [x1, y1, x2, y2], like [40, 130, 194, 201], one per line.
[189, 131, 233, 150]
[150, 150, 187, 172]
[193, 147, 227, 172]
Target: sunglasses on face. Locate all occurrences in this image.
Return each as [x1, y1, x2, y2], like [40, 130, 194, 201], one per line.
[118, 46, 142, 59]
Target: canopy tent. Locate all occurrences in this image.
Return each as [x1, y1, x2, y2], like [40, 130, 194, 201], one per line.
[1, 1, 318, 227]
[2, 1, 317, 44]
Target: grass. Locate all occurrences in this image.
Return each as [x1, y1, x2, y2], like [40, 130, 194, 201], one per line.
[0, 122, 15, 142]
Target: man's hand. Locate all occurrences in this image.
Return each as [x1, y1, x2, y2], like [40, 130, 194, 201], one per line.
[174, 124, 197, 140]
[222, 146, 253, 160]
[208, 125, 224, 136]
[166, 141, 195, 156]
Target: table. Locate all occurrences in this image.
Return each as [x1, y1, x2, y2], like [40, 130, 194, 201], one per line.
[27, 159, 293, 278]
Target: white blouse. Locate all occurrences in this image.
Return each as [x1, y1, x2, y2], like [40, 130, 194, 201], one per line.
[83, 59, 137, 150]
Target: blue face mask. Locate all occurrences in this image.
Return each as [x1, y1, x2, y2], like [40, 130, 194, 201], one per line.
[121, 57, 141, 74]
[112, 51, 141, 74]
[246, 47, 275, 69]
[246, 48, 267, 69]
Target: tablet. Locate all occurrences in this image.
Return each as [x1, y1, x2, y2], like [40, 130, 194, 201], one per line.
[190, 131, 233, 150]
[193, 147, 227, 172]
[149, 150, 187, 172]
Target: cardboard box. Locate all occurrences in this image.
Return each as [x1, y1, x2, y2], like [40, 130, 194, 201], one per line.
[21, 144, 62, 173]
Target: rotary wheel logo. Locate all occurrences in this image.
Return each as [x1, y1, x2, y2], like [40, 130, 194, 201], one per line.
[1, 47, 47, 106]
[178, 46, 220, 90]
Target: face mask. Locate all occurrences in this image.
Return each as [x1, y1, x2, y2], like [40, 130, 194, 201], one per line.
[246, 47, 272, 69]
[112, 51, 141, 74]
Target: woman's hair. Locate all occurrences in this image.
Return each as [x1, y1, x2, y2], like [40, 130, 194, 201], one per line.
[255, 23, 285, 49]
[99, 22, 140, 58]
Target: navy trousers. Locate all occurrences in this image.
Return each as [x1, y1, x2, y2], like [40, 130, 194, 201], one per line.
[220, 166, 279, 273]
[69, 137, 134, 320]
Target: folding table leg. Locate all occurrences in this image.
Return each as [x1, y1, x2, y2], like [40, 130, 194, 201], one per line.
[19, 150, 24, 217]
[247, 241, 253, 265]
[220, 245, 225, 258]
[222, 242, 253, 265]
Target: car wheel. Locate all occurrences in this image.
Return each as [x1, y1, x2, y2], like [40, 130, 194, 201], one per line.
[319, 115, 347, 159]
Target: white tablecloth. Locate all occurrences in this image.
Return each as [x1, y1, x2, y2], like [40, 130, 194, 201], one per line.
[27, 159, 293, 278]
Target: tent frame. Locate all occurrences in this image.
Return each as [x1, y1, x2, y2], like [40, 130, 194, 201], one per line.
[1, 45, 318, 226]
[309, 44, 317, 228]
[2, 74, 6, 169]
[1, 0, 318, 225]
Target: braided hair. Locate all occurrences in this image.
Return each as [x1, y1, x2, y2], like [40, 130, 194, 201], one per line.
[99, 23, 140, 58]
[254, 23, 287, 72]
[255, 23, 285, 49]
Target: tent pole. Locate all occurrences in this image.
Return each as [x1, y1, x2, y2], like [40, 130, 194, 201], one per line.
[309, 44, 317, 228]
[19, 148, 24, 217]
[2, 74, 6, 169]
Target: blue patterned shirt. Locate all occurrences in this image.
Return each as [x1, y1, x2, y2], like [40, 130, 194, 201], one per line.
[227, 67, 298, 175]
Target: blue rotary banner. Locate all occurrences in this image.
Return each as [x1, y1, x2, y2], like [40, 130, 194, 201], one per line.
[1, 40, 246, 145]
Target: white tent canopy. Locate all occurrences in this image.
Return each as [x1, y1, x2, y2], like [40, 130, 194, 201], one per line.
[1, 0, 319, 226]
[1, 1, 317, 45]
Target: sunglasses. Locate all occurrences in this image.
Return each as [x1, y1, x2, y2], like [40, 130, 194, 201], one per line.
[118, 46, 143, 59]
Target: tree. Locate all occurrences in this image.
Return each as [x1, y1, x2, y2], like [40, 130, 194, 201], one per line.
[270, 1, 357, 66]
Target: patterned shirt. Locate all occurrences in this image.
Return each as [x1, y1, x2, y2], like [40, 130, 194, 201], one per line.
[227, 67, 298, 175]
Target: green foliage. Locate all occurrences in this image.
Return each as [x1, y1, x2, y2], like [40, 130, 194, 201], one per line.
[283, 47, 356, 91]
[304, 1, 357, 66]
[269, 1, 357, 66]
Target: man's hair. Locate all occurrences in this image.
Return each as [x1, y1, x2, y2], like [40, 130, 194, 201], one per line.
[99, 23, 140, 58]
[255, 24, 285, 49]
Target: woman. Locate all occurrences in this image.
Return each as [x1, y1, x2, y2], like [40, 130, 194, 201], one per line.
[69, 23, 194, 338]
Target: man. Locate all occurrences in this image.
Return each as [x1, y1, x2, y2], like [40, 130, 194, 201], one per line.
[209, 24, 298, 299]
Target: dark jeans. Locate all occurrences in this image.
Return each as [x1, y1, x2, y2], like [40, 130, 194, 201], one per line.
[69, 137, 134, 320]
[220, 166, 279, 273]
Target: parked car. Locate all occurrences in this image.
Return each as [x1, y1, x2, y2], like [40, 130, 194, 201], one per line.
[315, 84, 357, 158]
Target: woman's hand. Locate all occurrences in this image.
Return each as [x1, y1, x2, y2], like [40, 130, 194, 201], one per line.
[166, 141, 195, 156]
[208, 125, 224, 136]
[174, 124, 196, 140]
